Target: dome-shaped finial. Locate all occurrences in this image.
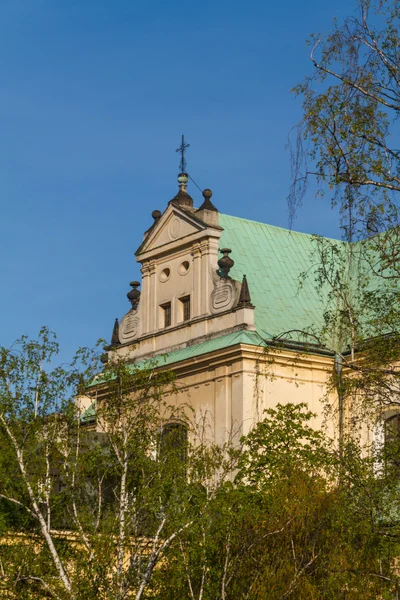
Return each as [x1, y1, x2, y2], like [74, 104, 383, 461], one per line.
[127, 281, 141, 309]
[152, 210, 161, 222]
[197, 188, 218, 212]
[169, 173, 193, 208]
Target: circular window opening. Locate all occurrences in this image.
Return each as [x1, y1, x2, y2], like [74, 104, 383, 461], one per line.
[179, 261, 190, 275]
[160, 268, 171, 282]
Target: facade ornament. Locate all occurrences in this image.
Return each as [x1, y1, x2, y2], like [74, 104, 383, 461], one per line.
[197, 188, 218, 212]
[237, 274, 254, 308]
[191, 242, 201, 259]
[152, 210, 161, 223]
[169, 172, 194, 209]
[141, 263, 151, 278]
[218, 248, 234, 278]
[127, 281, 141, 309]
[111, 318, 121, 346]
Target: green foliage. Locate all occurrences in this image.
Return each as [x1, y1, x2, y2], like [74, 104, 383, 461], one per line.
[0, 330, 237, 599]
[290, 0, 400, 238]
[237, 403, 331, 486]
[288, 0, 400, 422]
[152, 403, 400, 599]
[1, 330, 400, 598]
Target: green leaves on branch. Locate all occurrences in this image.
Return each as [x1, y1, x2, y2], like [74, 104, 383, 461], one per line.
[290, 0, 400, 237]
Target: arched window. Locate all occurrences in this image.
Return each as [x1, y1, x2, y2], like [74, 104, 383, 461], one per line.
[384, 413, 400, 468]
[160, 422, 188, 465]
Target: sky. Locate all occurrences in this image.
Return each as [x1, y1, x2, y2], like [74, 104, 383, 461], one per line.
[0, 0, 355, 362]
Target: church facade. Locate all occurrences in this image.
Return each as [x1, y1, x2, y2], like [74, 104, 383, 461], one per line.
[86, 172, 340, 444]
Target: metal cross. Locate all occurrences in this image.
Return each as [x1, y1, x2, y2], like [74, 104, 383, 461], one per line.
[176, 134, 190, 173]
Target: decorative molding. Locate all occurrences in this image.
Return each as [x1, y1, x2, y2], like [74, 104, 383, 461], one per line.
[119, 310, 140, 343]
[149, 260, 156, 275]
[141, 263, 151, 278]
[169, 217, 182, 240]
[200, 240, 209, 254]
[191, 243, 201, 259]
[210, 277, 240, 314]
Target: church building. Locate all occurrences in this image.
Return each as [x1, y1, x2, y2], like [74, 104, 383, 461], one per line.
[86, 167, 340, 444]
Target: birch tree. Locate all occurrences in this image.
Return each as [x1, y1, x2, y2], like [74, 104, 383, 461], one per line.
[286, 0, 400, 440]
[0, 330, 236, 599]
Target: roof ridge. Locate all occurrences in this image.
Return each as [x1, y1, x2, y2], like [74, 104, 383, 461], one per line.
[219, 212, 345, 243]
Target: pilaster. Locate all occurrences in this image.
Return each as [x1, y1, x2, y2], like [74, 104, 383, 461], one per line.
[191, 243, 202, 318]
[200, 240, 210, 316]
[148, 260, 157, 332]
[140, 262, 151, 335]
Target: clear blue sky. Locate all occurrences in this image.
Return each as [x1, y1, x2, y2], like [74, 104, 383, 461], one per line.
[0, 0, 353, 361]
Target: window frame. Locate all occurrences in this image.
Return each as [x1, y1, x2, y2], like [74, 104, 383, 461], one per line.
[160, 302, 172, 328]
[179, 295, 191, 322]
[160, 421, 188, 465]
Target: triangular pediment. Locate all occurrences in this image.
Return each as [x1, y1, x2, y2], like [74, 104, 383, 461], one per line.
[136, 204, 207, 256]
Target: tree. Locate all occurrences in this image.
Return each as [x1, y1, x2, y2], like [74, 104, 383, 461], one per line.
[153, 404, 400, 599]
[1, 330, 399, 598]
[287, 0, 400, 442]
[0, 329, 236, 599]
[290, 0, 400, 240]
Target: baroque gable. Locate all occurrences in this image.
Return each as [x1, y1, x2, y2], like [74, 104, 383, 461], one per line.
[136, 204, 218, 260]
[106, 177, 255, 365]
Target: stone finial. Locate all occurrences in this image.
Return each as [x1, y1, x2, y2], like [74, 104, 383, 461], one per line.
[198, 188, 218, 212]
[152, 210, 161, 222]
[218, 248, 234, 278]
[111, 318, 120, 346]
[127, 281, 141, 309]
[169, 173, 194, 209]
[237, 274, 254, 308]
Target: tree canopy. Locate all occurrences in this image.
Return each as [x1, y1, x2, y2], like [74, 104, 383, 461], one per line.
[1, 332, 399, 598]
[290, 0, 400, 240]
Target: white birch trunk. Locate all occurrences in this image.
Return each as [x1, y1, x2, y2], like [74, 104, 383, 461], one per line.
[0, 414, 74, 597]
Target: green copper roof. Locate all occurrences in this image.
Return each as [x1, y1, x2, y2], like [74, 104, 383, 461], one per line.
[219, 214, 340, 342]
[86, 330, 266, 395]
[141, 329, 266, 368]
[81, 401, 96, 423]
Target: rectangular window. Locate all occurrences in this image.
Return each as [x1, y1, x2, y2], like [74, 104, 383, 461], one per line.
[161, 302, 171, 327]
[180, 296, 190, 322]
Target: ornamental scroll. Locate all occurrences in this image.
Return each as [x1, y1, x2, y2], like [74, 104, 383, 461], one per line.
[210, 274, 241, 314]
[119, 310, 141, 343]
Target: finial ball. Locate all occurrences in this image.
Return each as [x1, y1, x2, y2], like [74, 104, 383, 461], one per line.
[202, 188, 212, 199]
[152, 210, 161, 220]
[178, 172, 189, 184]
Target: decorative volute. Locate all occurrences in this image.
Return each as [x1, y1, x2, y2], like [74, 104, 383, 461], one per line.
[127, 281, 141, 309]
[218, 248, 234, 278]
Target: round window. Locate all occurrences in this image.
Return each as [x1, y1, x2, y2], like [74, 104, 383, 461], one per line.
[179, 261, 190, 275]
[160, 267, 171, 282]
